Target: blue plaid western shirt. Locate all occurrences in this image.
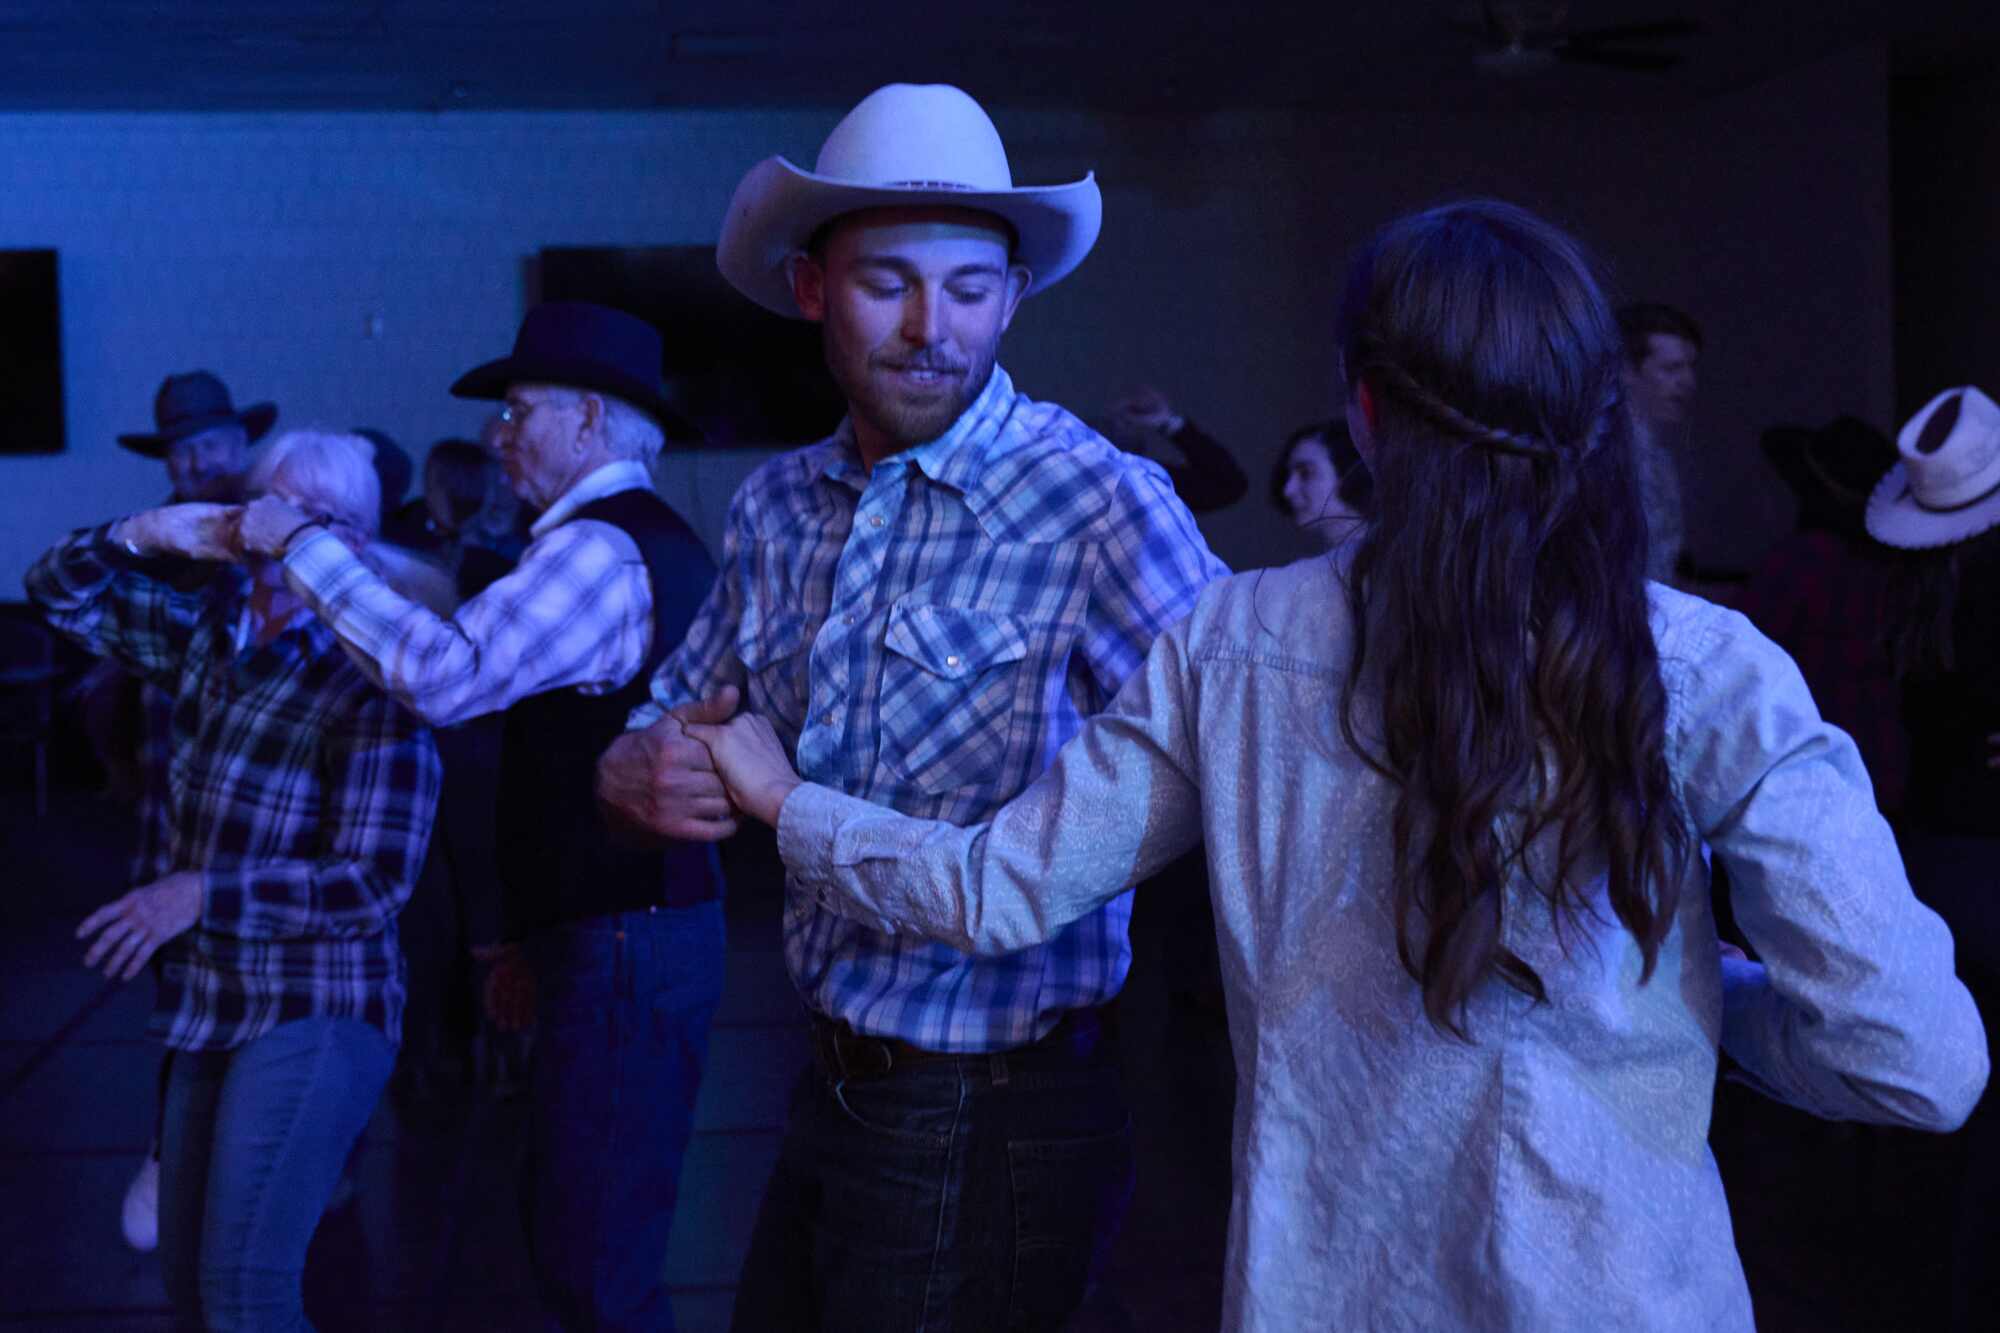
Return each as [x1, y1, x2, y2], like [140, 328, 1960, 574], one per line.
[635, 367, 1227, 1051]
[27, 525, 441, 1052]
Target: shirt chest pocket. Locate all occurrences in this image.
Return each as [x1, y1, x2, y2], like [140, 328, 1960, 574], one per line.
[879, 603, 1033, 796]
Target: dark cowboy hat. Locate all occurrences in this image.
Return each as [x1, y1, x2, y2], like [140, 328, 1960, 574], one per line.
[450, 302, 697, 442]
[1760, 415, 1897, 509]
[116, 371, 277, 459]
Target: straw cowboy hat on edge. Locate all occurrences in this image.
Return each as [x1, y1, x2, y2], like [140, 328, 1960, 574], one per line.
[1866, 385, 2000, 549]
[716, 83, 1103, 319]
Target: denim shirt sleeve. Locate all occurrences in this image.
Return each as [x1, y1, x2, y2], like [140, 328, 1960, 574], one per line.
[778, 609, 1207, 954]
[1665, 597, 1989, 1130]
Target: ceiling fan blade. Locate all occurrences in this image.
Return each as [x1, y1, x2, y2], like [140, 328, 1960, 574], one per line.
[1555, 42, 1684, 71]
[1563, 19, 1701, 45]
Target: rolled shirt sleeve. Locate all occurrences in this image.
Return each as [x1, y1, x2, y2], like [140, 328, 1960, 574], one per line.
[24, 523, 204, 689]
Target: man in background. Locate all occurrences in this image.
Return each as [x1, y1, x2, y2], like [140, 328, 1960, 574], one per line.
[100, 370, 273, 1252]
[1617, 302, 1701, 582]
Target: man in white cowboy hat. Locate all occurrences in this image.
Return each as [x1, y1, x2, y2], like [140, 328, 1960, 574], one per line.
[598, 83, 1227, 1330]
[236, 302, 724, 1332]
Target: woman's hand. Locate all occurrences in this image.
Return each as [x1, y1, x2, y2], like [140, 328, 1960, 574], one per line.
[685, 712, 803, 827]
[114, 505, 241, 562]
[78, 871, 202, 981]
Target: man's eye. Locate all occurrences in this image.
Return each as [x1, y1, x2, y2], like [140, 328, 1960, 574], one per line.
[948, 287, 992, 305]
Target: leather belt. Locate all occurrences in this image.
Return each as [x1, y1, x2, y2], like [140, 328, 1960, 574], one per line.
[808, 1008, 1104, 1083]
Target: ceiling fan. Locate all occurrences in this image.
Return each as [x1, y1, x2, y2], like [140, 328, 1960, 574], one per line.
[1459, 2, 1701, 77]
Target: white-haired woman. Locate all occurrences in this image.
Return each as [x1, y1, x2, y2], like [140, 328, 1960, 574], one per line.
[26, 429, 441, 1332]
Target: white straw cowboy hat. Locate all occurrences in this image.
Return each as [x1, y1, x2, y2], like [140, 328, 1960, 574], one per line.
[716, 83, 1102, 319]
[1866, 385, 2000, 549]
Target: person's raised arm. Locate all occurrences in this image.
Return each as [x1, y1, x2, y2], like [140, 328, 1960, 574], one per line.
[23, 507, 235, 687]
[693, 611, 1207, 954]
[1673, 603, 1989, 1130]
[246, 494, 665, 727]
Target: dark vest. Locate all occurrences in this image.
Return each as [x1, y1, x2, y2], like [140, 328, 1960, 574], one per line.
[495, 487, 721, 937]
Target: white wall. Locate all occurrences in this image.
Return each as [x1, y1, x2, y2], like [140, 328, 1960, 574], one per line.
[0, 47, 1891, 587]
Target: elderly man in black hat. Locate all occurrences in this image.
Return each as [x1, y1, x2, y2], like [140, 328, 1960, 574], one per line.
[100, 370, 274, 1254]
[235, 302, 722, 1333]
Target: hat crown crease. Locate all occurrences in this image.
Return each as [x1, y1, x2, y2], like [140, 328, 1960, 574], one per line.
[813, 84, 1015, 191]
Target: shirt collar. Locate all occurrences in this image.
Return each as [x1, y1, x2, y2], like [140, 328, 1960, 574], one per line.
[814, 366, 1017, 495]
[531, 459, 654, 537]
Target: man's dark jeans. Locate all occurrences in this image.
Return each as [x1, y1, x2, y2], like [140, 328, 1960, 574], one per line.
[525, 901, 726, 1333]
[730, 1015, 1135, 1332]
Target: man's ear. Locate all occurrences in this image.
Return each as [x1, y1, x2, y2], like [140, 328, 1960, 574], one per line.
[787, 252, 827, 321]
[577, 392, 605, 450]
[996, 263, 1032, 334]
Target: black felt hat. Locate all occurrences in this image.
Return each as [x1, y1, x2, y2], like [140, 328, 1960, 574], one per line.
[450, 302, 696, 442]
[116, 371, 277, 459]
[1760, 415, 1896, 509]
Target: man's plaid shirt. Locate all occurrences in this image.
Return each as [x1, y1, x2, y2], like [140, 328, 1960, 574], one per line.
[635, 367, 1227, 1052]
[27, 525, 440, 1052]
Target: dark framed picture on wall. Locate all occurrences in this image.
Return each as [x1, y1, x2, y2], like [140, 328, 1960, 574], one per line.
[0, 249, 63, 455]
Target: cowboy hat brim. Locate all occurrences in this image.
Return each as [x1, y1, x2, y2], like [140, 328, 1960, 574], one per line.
[716, 156, 1103, 319]
[451, 356, 698, 443]
[116, 402, 277, 458]
[1865, 460, 2000, 549]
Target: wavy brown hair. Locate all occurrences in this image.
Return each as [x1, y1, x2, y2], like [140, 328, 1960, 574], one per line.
[1336, 200, 1691, 1038]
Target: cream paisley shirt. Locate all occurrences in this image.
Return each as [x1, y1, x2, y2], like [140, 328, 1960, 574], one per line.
[778, 558, 1989, 1332]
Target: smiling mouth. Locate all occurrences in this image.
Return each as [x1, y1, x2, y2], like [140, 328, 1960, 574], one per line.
[880, 363, 964, 387]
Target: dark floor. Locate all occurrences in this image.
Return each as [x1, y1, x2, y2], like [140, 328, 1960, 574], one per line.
[0, 775, 1976, 1330]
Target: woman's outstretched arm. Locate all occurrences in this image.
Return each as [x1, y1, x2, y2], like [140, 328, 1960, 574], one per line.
[693, 615, 1207, 955]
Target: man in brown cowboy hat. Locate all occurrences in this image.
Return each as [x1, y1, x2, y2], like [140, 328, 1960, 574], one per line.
[236, 300, 720, 1332]
[101, 368, 273, 1253]
[597, 83, 1227, 1331]
[118, 370, 274, 504]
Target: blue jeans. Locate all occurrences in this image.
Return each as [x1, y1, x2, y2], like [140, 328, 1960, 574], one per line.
[730, 1017, 1135, 1333]
[158, 1016, 395, 1332]
[524, 901, 727, 1332]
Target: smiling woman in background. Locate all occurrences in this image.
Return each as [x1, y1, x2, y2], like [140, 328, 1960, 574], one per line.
[688, 199, 1988, 1332]
[1272, 416, 1370, 551]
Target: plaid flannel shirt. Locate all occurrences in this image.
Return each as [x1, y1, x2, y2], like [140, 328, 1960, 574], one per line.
[635, 367, 1227, 1051]
[281, 460, 657, 727]
[131, 680, 176, 883]
[26, 525, 441, 1052]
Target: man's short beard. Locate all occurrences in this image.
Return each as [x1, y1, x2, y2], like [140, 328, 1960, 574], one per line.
[827, 329, 997, 453]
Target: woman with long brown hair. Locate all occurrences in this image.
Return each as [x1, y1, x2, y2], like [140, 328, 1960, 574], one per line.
[688, 201, 1986, 1330]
